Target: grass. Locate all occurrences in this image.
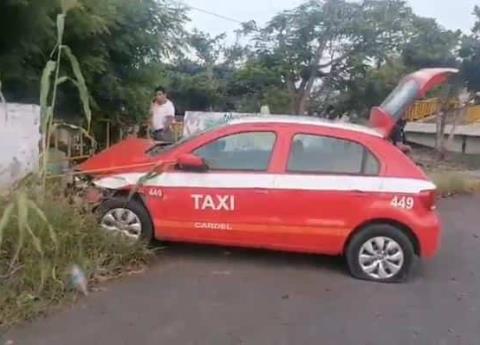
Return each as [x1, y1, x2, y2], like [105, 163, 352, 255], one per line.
[0, 0, 141, 329]
[430, 172, 480, 196]
[0, 184, 152, 328]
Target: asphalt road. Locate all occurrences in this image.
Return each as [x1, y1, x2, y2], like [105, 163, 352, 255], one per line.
[5, 196, 480, 345]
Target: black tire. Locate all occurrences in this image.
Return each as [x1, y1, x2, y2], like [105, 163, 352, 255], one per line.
[346, 224, 415, 283]
[97, 196, 154, 243]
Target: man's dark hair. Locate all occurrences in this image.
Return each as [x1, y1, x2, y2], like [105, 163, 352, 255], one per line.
[155, 86, 166, 94]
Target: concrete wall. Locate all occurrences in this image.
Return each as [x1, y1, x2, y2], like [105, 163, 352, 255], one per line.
[0, 103, 41, 190]
[405, 122, 480, 154]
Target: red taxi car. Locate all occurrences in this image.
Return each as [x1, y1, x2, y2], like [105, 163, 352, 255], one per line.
[77, 68, 457, 282]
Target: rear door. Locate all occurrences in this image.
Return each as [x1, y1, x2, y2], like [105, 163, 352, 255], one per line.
[270, 130, 381, 254]
[149, 129, 279, 247]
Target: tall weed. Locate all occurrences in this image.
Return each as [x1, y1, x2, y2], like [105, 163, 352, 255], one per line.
[0, 185, 152, 327]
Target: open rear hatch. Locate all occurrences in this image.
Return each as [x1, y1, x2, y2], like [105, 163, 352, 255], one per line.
[369, 68, 459, 138]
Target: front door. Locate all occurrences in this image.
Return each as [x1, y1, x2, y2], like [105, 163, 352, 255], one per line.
[151, 130, 279, 248]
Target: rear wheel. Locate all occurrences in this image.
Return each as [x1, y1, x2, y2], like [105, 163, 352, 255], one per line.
[97, 196, 154, 243]
[346, 224, 414, 283]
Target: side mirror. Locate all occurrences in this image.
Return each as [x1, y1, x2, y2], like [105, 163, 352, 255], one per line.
[176, 153, 207, 171]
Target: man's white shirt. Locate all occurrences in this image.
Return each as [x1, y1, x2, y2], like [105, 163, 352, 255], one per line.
[152, 100, 175, 130]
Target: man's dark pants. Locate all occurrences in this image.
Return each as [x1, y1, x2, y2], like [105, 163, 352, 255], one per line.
[152, 128, 173, 142]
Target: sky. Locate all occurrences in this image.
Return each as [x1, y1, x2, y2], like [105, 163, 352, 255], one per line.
[182, 0, 478, 39]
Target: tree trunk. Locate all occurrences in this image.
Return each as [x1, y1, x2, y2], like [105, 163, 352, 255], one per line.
[294, 77, 324, 115]
[435, 86, 453, 160]
[296, 94, 307, 115]
[446, 95, 473, 152]
[446, 107, 462, 152]
[292, 40, 328, 116]
[436, 110, 446, 160]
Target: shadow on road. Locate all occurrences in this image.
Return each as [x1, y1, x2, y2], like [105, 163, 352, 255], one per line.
[154, 241, 347, 276]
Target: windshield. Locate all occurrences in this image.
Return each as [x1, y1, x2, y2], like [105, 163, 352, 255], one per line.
[380, 78, 420, 121]
[147, 124, 226, 157]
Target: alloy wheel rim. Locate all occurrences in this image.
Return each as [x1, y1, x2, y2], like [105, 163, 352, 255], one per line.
[358, 236, 404, 279]
[101, 208, 142, 240]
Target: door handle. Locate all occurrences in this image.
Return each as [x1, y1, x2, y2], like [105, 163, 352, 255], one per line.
[352, 189, 366, 194]
[253, 188, 269, 194]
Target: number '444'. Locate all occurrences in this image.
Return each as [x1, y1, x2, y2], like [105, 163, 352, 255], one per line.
[391, 196, 414, 209]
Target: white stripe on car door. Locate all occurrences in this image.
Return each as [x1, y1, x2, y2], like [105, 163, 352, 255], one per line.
[94, 172, 435, 194]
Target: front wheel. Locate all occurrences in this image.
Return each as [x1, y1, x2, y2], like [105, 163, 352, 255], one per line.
[346, 224, 415, 283]
[97, 196, 154, 243]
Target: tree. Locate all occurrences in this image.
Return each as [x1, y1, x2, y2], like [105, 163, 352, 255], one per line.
[227, 56, 292, 113]
[308, 6, 460, 119]
[402, 16, 460, 69]
[318, 58, 408, 119]
[242, 0, 414, 115]
[0, 0, 57, 103]
[163, 30, 235, 114]
[188, 30, 226, 80]
[460, 6, 480, 93]
[0, 0, 187, 121]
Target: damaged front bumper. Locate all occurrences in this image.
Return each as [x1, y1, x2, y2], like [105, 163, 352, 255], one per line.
[68, 174, 115, 210]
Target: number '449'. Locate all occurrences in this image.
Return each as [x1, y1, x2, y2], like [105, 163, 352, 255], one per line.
[391, 196, 414, 209]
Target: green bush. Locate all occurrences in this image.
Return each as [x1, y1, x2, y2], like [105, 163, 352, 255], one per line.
[0, 186, 152, 327]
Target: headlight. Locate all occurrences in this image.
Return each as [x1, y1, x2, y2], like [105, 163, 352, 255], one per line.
[93, 176, 130, 190]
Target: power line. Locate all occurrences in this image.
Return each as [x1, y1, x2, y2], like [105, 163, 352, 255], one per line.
[187, 5, 244, 24]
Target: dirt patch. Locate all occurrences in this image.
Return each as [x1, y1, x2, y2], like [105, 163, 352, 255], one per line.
[410, 146, 480, 172]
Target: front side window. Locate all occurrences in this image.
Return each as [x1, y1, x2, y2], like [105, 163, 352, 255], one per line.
[287, 134, 379, 175]
[193, 131, 276, 171]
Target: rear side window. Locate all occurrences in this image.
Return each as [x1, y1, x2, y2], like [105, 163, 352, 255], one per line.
[194, 131, 276, 171]
[287, 134, 379, 175]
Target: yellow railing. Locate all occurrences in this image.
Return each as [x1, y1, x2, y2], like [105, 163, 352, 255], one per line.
[172, 122, 184, 141]
[406, 98, 441, 122]
[466, 105, 480, 124]
[406, 98, 460, 122]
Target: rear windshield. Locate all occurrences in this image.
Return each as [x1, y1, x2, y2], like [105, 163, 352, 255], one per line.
[380, 79, 420, 120]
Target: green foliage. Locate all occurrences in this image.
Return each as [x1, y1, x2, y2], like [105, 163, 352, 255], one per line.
[62, 45, 92, 130]
[304, 1, 461, 118]
[61, 0, 187, 120]
[0, 0, 187, 121]
[227, 59, 289, 112]
[240, 0, 425, 114]
[0, 0, 474, 121]
[0, 0, 56, 103]
[39, 5, 93, 187]
[402, 16, 460, 69]
[0, 185, 152, 327]
[460, 6, 480, 92]
[40, 60, 57, 128]
[188, 29, 226, 69]
[325, 59, 409, 117]
[0, 80, 7, 122]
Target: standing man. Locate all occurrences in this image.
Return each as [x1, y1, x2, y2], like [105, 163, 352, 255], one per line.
[391, 117, 411, 154]
[150, 86, 175, 141]
[391, 117, 407, 145]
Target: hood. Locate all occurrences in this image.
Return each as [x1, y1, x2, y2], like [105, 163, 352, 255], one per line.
[76, 137, 156, 175]
[370, 68, 459, 138]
